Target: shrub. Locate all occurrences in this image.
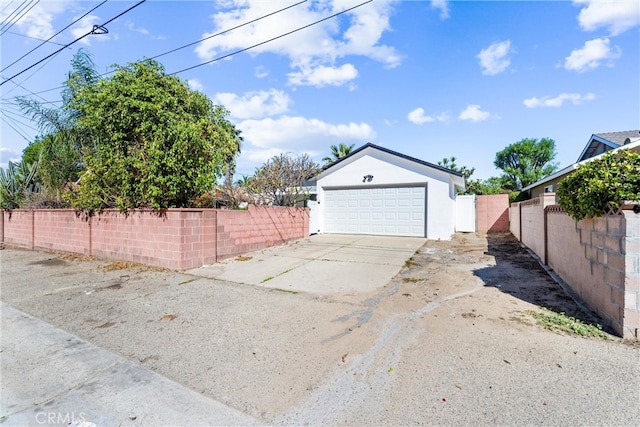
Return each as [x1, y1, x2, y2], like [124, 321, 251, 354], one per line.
[556, 149, 640, 220]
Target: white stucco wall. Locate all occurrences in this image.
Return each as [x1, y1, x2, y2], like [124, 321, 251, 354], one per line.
[315, 148, 460, 240]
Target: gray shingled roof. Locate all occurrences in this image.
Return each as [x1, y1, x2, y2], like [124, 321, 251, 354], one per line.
[594, 130, 640, 146]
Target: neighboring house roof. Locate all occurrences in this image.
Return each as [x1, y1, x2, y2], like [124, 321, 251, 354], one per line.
[316, 142, 464, 179]
[522, 135, 640, 193]
[577, 130, 640, 162]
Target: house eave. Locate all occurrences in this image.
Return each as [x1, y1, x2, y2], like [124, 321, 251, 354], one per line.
[523, 138, 640, 192]
[314, 142, 464, 181]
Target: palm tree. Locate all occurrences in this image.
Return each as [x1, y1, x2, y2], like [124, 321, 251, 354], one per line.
[322, 143, 355, 165]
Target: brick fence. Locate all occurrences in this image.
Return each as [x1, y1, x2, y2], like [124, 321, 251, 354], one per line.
[510, 194, 640, 339]
[1, 205, 309, 270]
[476, 194, 510, 233]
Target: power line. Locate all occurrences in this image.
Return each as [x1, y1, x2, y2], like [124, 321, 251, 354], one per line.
[3, 47, 66, 97]
[1, 0, 108, 73]
[2, 107, 41, 131]
[0, 0, 40, 36]
[0, 0, 29, 29]
[0, 0, 146, 87]
[149, 0, 307, 61]
[4, 30, 69, 46]
[171, 0, 373, 76]
[1, 113, 32, 141]
[0, 0, 18, 16]
[1, 0, 307, 101]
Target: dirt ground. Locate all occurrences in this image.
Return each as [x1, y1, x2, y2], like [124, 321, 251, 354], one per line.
[1, 232, 639, 426]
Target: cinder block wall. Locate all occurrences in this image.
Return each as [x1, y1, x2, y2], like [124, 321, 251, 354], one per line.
[1, 206, 308, 270]
[476, 194, 509, 233]
[520, 198, 546, 262]
[510, 194, 640, 339]
[216, 205, 309, 261]
[34, 210, 90, 256]
[90, 210, 209, 270]
[3, 210, 33, 249]
[546, 208, 640, 338]
[510, 202, 521, 240]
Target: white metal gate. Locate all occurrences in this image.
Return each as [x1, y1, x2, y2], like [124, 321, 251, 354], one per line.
[455, 195, 476, 232]
[308, 200, 320, 235]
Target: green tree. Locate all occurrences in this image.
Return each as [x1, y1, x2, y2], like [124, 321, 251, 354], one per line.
[322, 143, 355, 165]
[18, 48, 98, 139]
[17, 49, 98, 204]
[494, 138, 558, 190]
[437, 156, 476, 193]
[70, 59, 240, 214]
[557, 149, 640, 220]
[251, 153, 320, 206]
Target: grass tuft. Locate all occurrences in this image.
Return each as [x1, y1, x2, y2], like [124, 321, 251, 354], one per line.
[527, 308, 610, 339]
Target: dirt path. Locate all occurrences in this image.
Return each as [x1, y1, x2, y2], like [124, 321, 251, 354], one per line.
[1, 232, 638, 426]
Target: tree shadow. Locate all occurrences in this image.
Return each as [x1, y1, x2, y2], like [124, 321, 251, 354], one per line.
[473, 232, 612, 334]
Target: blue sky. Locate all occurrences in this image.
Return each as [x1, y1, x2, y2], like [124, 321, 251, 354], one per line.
[1, 0, 638, 181]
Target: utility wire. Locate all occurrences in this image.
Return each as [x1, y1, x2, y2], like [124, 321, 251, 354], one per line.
[1, 114, 32, 141]
[4, 30, 69, 46]
[1, 0, 306, 100]
[1, 0, 108, 73]
[150, 0, 307, 61]
[0, 0, 18, 16]
[3, 47, 66, 97]
[0, 0, 146, 87]
[171, 0, 372, 75]
[0, 0, 39, 36]
[2, 107, 41, 131]
[0, 0, 29, 29]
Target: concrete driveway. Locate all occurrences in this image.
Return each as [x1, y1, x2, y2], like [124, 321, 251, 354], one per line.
[187, 234, 426, 294]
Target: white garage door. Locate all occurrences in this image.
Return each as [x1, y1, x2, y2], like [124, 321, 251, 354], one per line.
[323, 186, 426, 237]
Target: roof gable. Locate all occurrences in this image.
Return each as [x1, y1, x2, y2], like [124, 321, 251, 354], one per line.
[317, 143, 463, 178]
[523, 134, 640, 192]
[577, 130, 640, 161]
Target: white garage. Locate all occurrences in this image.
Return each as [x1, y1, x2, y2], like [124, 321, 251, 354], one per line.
[310, 143, 465, 240]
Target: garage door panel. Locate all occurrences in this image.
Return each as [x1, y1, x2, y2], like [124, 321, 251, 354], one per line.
[324, 186, 425, 237]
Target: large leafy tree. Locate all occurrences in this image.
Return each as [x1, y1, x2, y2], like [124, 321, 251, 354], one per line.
[322, 143, 355, 165]
[71, 59, 240, 213]
[494, 138, 558, 190]
[250, 153, 320, 206]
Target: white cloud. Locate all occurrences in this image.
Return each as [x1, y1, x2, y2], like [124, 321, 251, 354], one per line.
[287, 63, 358, 87]
[237, 115, 374, 165]
[194, 0, 401, 87]
[431, 0, 450, 19]
[0, 0, 71, 40]
[523, 92, 596, 108]
[214, 89, 292, 120]
[458, 105, 494, 122]
[564, 37, 621, 72]
[126, 21, 165, 40]
[407, 107, 449, 124]
[575, 0, 640, 36]
[477, 40, 512, 75]
[187, 79, 204, 92]
[255, 65, 269, 78]
[0, 147, 21, 170]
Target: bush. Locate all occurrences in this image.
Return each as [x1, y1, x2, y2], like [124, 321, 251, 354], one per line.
[556, 149, 640, 220]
